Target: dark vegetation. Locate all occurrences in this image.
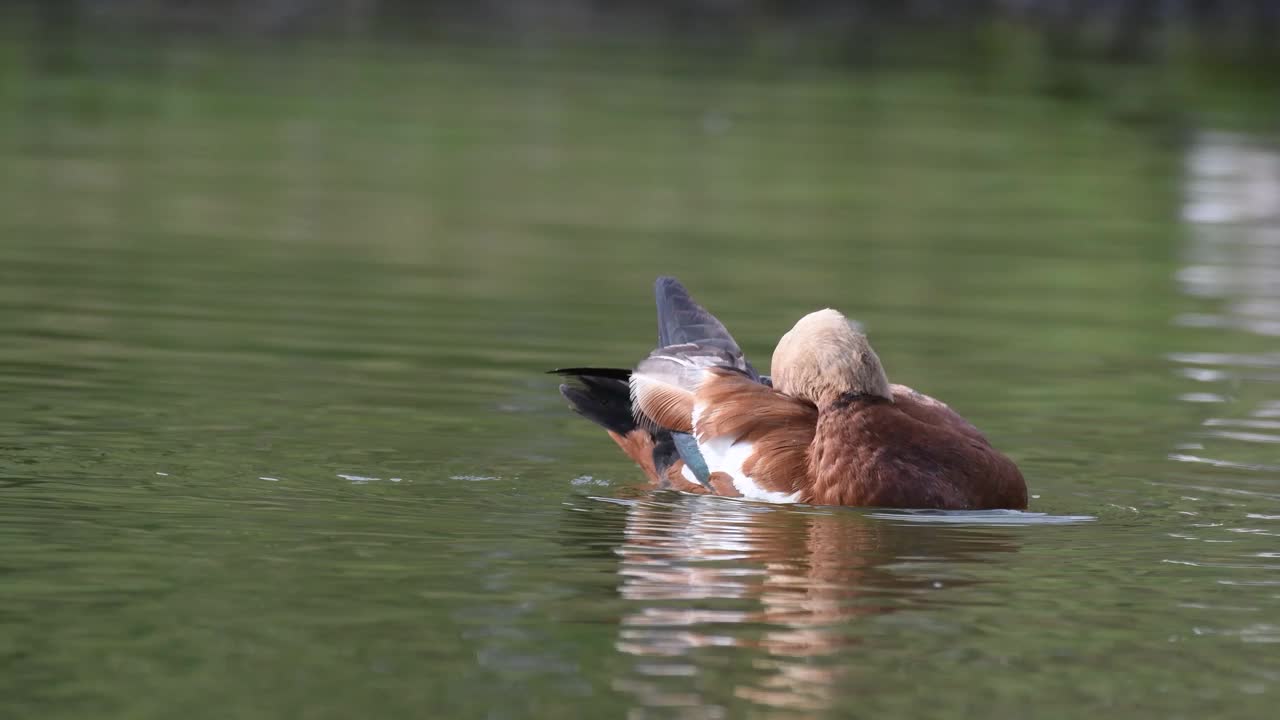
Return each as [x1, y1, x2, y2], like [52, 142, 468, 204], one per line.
[12, 1, 1279, 58]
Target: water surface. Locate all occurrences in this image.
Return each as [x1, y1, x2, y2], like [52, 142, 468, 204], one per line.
[1, 35, 1278, 719]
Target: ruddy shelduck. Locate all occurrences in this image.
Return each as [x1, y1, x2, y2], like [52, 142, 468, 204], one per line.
[554, 277, 1027, 509]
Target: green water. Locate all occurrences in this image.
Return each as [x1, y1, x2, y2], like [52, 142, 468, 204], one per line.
[2, 33, 1279, 719]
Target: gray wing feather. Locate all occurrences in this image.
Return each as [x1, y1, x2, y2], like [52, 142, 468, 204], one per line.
[653, 276, 758, 379]
[635, 343, 737, 388]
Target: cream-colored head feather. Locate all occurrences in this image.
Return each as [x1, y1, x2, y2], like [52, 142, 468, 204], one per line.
[770, 309, 891, 407]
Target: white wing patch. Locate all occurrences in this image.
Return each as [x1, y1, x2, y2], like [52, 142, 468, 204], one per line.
[679, 464, 698, 486]
[692, 403, 801, 504]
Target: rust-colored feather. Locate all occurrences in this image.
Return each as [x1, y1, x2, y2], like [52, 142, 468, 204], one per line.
[606, 430, 663, 482]
[694, 369, 818, 497]
[630, 374, 695, 432]
[607, 429, 709, 493]
[630, 345, 732, 432]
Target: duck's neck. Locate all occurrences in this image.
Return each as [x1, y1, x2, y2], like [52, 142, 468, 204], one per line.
[805, 398, 888, 505]
[821, 390, 891, 413]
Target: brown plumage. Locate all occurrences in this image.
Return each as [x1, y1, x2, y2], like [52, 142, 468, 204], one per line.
[693, 368, 817, 499]
[604, 429, 704, 493]
[554, 277, 1027, 510]
[809, 394, 1025, 508]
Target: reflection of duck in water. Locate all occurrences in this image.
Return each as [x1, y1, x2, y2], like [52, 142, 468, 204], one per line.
[555, 277, 1027, 509]
[600, 496, 1021, 713]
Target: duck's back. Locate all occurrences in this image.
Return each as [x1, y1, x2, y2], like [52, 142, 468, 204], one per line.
[806, 394, 1027, 510]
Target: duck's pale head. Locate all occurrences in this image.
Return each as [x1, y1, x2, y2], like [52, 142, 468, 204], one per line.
[771, 309, 891, 408]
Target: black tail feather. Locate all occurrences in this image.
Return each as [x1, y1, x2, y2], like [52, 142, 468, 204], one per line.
[554, 366, 682, 479]
[554, 368, 636, 436]
[549, 367, 632, 381]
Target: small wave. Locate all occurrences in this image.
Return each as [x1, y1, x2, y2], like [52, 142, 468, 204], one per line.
[338, 473, 404, 484]
[867, 509, 1096, 525]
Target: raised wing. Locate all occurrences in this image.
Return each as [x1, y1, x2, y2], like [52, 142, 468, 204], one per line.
[653, 276, 758, 379]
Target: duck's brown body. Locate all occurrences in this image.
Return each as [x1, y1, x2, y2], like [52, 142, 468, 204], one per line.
[599, 371, 1026, 510]
[555, 277, 1028, 511]
[808, 392, 1026, 509]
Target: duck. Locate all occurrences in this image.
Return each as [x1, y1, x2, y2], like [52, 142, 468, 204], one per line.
[553, 277, 1027, 510]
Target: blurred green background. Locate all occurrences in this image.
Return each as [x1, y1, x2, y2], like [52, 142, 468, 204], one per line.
[1, 2, 1279, 719]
